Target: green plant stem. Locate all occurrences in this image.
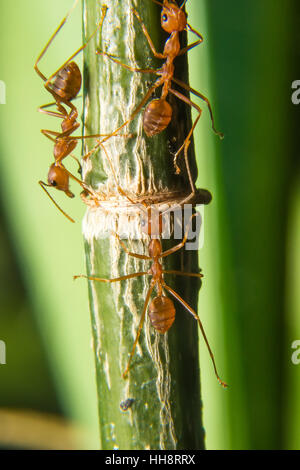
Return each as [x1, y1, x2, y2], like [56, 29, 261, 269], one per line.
[82, 0, 205, 450]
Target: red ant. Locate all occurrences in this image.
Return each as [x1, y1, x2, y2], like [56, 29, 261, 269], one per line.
[74, 205, 227, 388]
[35, 2, 129, 222]
[93, 0, 223, 202]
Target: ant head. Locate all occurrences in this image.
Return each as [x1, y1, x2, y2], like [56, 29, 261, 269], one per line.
[47, 164, 74, 198]
[141, 207, 163, 238]
[160, 1, 187, 33]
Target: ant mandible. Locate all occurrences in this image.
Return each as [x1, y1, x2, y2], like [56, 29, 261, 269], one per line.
[74, 206, 227, 388]
[35, 2, 128, 222]
[94, 0, 223, 201]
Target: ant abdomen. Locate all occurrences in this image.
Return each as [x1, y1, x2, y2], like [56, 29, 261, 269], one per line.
[50, 61, 81, 103]
[143, 99, 172, 137]
[149, 296, 176, 334]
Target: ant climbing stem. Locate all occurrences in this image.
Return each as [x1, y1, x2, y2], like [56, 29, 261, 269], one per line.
[74, 210, 227, 388]
[35, 3, 132, 222]
[89, 0, 223, 200]
[81, 128, 213, 240]
[85, 136, 212, 233]
[78, 136, 220, 383]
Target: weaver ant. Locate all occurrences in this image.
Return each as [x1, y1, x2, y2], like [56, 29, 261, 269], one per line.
[35, 2, 129, 222]
[95, 0, 223, 201]
[74, 204, 227, 388]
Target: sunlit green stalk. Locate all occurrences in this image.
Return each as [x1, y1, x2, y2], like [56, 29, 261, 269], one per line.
[82, 0, 204, 450]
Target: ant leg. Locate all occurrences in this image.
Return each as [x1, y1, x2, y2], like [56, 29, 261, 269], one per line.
[178, 23, 204, 56]
[171, 77, 224, 139]
[39, 181, 75, 223]
[38, 101, 67, 119]
[82, 141, 149, 216]
[72, 132, 133, 143]
[132, 9, 166, 59]
[41, 127, 83, 143]
[168, 87, 201, 192]
[159, 187, 205, 220]
[178, 39, 203, 56]
[161, 213, 199, 258]
[86, 79, 163, 152]
[39, 97, 82, 117]
[163, 270, 203, 279]
[69, 154, 82, 174]
[96, 51, 158, 75]
[92, 142, 143, 207]
[43, 131, 132, 154]
[113, 233, 152, 261]
[170, 189, 197, 207]
[177, 115, 200, 195]
[34, 0, 80, 81]
[123, 282, 156, 378]
[61, 158, 137, 206]
[62, 166, 88, 189]
[44, 6, 108, 87]
[186, 23, 204, 41]
[74, 272, 148, 283]
[162, 282, 228, 388]
[57, 123, 81, 140]
[183, 138, 198, 198]
[41, 129, 60, 142]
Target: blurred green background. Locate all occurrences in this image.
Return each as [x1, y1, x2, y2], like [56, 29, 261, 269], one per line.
[0, 0, 299, 450]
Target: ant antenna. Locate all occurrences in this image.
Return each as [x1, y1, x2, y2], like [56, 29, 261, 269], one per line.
[46, 5, 108, 85]
[34, 0, 79, 80]
[68, 0, 80, 18]
[151, 0, 164, 6]
[180, 0, 188, 9]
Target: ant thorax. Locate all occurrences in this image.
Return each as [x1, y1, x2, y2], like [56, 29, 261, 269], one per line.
[148, 239, 163, 259]
[163, 34, 181, 58]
